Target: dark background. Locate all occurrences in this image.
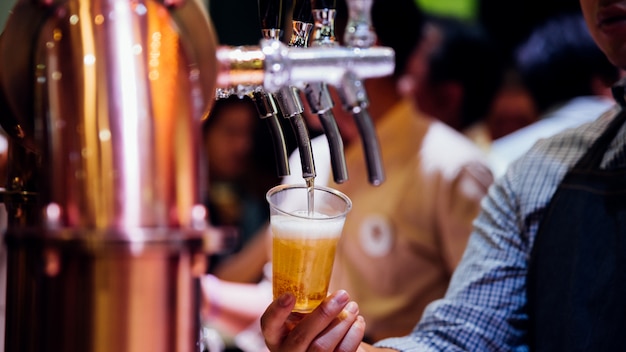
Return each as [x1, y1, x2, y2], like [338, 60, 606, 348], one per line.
[207, 0, 582, 61]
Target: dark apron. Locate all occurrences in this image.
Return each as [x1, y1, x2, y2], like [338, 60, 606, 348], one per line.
[527, 106, 626, 351]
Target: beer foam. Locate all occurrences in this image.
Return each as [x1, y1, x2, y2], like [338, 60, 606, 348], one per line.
[270, 214, 345, 239]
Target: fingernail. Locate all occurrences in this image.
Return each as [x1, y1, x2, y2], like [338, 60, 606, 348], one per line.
[278, 293, 293, 307]
[345, 301, 358, 314]
[332, 290, 350, 306]
[357, 315, 366, 327]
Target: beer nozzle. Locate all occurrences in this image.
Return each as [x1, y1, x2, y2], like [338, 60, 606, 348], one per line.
[301, 0, 349, 183]
[273, 85, 316, 180]
[338, 70, 385, 186]
[216, 86, 290, 178]
[249, 89, 292, 177]
[303, 84, 348, 183]
[252, 90, 291, 176]
[344, 0, 376, 48]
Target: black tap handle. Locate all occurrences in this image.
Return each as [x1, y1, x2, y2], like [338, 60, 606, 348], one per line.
[259, 0, 284, 30]
[311, 0, 335, 10]
[293, 0, 313, 23]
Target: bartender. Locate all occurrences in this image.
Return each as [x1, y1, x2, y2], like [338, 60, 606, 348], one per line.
[258, 0, 626, 350]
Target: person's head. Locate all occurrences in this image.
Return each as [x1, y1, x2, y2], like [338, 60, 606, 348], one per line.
[580, 0, 626, 70]
[485, 69, 539, 139]
[515, 11, 621, 113]
[400, 15, 506, 131]
[203, 95, 259, 181]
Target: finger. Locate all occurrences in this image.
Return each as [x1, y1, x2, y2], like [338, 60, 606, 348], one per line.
[335, 315, 367, 352]
[307, 301, 363, 352]
[260, 293, 297, 351]
[281, 290, 351, 351]
[285, 312, 307, 331]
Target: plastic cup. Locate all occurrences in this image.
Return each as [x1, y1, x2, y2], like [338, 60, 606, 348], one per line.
[266, 184, 352, 313]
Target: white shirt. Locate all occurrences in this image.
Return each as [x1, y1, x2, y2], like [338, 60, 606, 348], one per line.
[488, 96, 614, 178]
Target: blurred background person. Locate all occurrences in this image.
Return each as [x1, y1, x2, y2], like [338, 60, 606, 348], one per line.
[472, 68, 539, 146]
[488, 11, 622, 178]
[202, 95, 281, 283]
[465, 74, 540, 153]
[464, 0, 582, 151]
[398, 14, 507, 139]
[478, 0, 581, 67]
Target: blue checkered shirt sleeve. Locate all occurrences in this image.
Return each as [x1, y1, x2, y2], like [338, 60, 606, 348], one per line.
[374, 108, 620, 351]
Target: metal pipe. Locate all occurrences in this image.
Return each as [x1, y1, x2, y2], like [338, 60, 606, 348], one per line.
[216, 41, 394, 95]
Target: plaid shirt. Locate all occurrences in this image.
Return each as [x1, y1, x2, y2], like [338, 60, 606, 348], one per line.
[376, 102, 624, 351]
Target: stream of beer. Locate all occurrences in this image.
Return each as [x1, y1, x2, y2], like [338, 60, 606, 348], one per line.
[305, 177, 314, 217]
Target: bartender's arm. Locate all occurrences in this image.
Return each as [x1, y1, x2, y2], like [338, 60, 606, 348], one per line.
[260, 290, 397, 352]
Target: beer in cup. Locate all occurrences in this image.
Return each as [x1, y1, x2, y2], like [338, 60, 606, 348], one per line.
[266, 183, 352, 313]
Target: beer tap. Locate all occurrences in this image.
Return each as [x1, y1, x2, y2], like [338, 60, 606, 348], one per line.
[260, 0, 318, 185]
[215, 5, 394, 185]
[330, 0, 385, 186]
[343, 0, 377, 48]
[253, 0, 291, 177]
[216, 0, 294, 179]
[310, 0, 337, 46]
[296, 0, 349, 184]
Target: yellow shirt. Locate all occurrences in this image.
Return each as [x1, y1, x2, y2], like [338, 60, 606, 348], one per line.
[283, 99, 493, 341]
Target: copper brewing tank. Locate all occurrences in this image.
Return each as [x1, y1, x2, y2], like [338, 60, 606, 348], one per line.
[0, 0, 219, 350]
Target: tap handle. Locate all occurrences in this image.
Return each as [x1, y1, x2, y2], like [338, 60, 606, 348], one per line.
[311, 0, 336, 10]
[344, 0, 376, 48]
[259, 0, 284, 39]
[293, 0, 313, 23]
[259, 0, 283, 29]
[289, 0, 314, 47]
[251, 91, 291, 176]
[309, 0, 337, 47]
[289, 114, 317, 180]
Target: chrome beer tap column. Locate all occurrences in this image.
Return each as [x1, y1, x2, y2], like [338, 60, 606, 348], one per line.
[0, 0, 220, 351]
[216, 5, 394, 185]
